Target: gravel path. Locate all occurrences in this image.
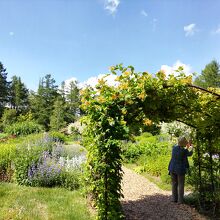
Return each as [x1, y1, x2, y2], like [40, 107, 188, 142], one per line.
[121, 167, 208, 220]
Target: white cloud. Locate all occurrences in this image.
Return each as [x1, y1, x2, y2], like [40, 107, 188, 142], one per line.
[152, 18, 158, 31]
[62, 72, 118, 91]
[79, 76, 100, 88]
[215, 27, 220, 34]
[161, 60, 192, 77]
[104, 0, 120, 14]
[141, 10, 148, 17]
[59, 77, 78, 92]
[184, 23, 196, 37]
[79, 74, 118, 88]
[64, 77, 78, 86]
[212, 26, 220, 35]
[9, 31, 14, 36]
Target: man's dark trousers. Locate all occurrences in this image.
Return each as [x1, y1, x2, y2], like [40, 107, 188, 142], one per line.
[170, 172, 185, 203]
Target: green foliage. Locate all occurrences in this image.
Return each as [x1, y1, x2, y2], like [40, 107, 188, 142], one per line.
[0, 61, 82, 135]
[123, 132, 171, 185]
[188, 137, 220, 215]
[61, 169, 82, 190]
[69, 127, 81, 141]
[122, 133, 170, 163]
[0, 132, 8, 139]
[133, 155, 171, 185]
[9, 75, 29, 113]
[13, 137, 54, 185]
[65, 80, 81, 123]
[0, 62, 10, 117]
[62, 143, 86, 158]
[143, 123, 161, 135]
[82, 114, 125, 219]
[0, 141, 15, 170]
[122, 142, 143, 163]
[4, 121, 43, 136]
[49, 131, 67, 143]
[17, 111, 34, 122]
[194, 60, 220, 88]
[0, 133, 85, 193]
[0, 134, 43, 181]
[136, 132, 153, 139]
[50, 96, 67, 130]
[29, 74, 59, 130]
[0, 142, 16, 181]
[0, 108, 17, 129]
[140, 155, 170, 178]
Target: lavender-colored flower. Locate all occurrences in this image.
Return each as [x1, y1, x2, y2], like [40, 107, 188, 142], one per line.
[52, 142, 64, 159]
[24, 134, 86, 188]
[28, 150, 64, 186]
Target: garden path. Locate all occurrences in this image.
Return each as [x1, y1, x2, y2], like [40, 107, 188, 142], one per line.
[121, 167, 207, 220]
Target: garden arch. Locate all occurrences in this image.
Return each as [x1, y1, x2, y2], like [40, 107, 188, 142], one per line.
[81, 64, 220, 220]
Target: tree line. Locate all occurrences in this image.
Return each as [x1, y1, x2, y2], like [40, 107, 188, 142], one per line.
[0, 61, 81, 132]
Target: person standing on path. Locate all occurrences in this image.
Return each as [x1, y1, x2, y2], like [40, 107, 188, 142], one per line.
[168, 136, 193, 204]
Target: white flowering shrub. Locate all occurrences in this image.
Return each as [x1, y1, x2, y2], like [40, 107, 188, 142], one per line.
[67, 120, 85, 135]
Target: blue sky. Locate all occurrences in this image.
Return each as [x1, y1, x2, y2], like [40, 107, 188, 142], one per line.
[0, 0, 220, 91]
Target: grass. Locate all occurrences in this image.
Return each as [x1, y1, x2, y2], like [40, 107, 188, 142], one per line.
[0, 183, 95, 220]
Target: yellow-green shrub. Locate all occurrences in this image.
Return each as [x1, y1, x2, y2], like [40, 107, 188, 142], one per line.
[0, 134, 45, 181]
[4, 121, 43, 136]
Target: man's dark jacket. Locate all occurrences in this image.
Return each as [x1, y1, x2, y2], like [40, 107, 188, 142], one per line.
[168, 145, 193, 175]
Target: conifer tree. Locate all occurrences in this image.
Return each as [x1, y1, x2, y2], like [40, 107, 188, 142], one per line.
[65, 80, 80, 122]
[194, 60, 220, 88]
[30, 74, 59, 130]
[9, 75, 29, 113]
[0, 62, 10, 116]
[50, 96, 66, 130]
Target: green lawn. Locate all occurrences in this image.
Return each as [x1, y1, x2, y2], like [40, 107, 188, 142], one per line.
[0, 183, 95, 220]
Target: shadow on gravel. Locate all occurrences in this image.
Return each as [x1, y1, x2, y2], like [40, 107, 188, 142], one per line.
[121, 194, 206, 220]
